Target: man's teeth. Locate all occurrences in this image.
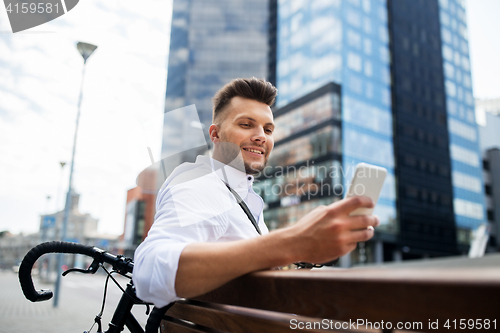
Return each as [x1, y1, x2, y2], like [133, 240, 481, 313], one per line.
[244, 148, 263, 154]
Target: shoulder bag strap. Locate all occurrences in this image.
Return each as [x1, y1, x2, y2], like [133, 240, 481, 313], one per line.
[224, 182, 262, 235]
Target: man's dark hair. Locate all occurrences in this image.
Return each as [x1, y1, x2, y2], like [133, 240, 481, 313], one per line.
[212, 77, 278, 124]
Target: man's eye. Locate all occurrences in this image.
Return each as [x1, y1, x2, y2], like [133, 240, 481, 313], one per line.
[265, 128, 273, 134]
[240, 123, 250, 127]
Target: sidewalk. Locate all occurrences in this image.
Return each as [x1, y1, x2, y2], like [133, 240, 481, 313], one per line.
[0, 271, 149, 333]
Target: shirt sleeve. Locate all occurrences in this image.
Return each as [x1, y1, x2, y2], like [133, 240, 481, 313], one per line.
[133, 169, 233, 307]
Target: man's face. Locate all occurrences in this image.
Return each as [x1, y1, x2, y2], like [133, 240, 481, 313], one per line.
[210, 96, 275, 174]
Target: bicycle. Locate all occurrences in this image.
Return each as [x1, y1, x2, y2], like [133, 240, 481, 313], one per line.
[18, 241, 173, 333]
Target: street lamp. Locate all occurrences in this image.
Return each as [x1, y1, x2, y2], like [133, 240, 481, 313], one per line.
[53, 42, 97, 308]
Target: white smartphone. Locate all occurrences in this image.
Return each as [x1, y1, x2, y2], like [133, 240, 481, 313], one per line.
[345, 163, 387, 216]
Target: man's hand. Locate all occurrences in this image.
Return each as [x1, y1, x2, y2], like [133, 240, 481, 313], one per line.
[287, 195, 380, 264]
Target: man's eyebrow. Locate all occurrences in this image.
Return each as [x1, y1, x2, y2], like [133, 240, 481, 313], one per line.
[236, 116, 274, 127]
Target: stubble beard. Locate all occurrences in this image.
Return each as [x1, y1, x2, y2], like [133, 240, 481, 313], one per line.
[244, 155, 269, 175]
[218, 133, 268, 175]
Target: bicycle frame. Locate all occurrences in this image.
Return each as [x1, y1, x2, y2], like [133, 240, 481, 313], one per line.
[106, 282, 144, 333]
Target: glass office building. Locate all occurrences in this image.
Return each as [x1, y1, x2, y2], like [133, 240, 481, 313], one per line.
[437, 0, 486, 242]
[274, 0, 486, 259]
[276, 0, 397, 261]
[388, 0, 457, 256]
[163, 0, 270, 155]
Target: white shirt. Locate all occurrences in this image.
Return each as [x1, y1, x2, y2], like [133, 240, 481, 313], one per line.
[133, 155, 269, 307]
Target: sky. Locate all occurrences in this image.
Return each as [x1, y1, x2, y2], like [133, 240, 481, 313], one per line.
[0, 0, 499, 236]
[466, 0, 500, 99]
[0, 0, 172, 235]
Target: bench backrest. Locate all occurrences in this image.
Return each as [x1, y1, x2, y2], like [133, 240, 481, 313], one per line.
[161, 265, 500, 332]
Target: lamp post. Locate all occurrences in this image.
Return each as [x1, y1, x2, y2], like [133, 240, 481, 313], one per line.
[53, 42, 97, 308]
[44, 162, 66, 282]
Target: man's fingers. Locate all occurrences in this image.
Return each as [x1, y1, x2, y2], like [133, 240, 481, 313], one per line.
[347, 226, 376, 243]
[329, 196, 374, 215]
[346, 215, 380, 230]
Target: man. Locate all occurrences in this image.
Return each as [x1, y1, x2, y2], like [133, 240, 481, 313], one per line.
[133, 78, 379, 307]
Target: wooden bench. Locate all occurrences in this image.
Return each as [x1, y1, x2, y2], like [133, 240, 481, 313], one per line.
[160, 256, 500, 332]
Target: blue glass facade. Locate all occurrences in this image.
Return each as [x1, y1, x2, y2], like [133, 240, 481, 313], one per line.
[276, 0, 342, 107]
[164, 0, 270, 142]
[438, 0, 486, 230]
[276, 0, 396, 233]
[340, 0, 396, 234]
[257, 83, 343, 230]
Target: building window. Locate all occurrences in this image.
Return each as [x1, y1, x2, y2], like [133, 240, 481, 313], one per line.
[442, 28, 452, 44]
[444, 61, 454, 79]
[364, 38, 372, 55]
[347, 29, 362, 49]
[362, 0, 370, 13]
[450, 144, 479, 167]
[443, 45, 453, 61]
[344, 96, 392, 135]
[346, 8, 361, 28]
[364, 59, 373, 77]
[452, 171, 482, 193]
[269, 125, 341, 167]
[440, 11, 450, 26]
[448, 99, 457, 115]
[404, 154, 417, 167]
[439, 0, 449, 9]
[448, 118, 477, 142]
[457, 228, 471, 245]
[379, 25, 389, 43]
[274, 92, 340, 141]
[445, 80, 456, 97]
[380, 46, 389, 62]
[441, 194, 451, 206]
[363, 17, 372, 34]
[405, 185, 419, 198]
[378, 6, 387, 23]
[348, 74, 363, 94]
[483, 159, 490, 171]
[365, 81, 374, 99]
[454, 198, 484, 220]
[485, 185, 492, 196]
[347, 52, 362, 72]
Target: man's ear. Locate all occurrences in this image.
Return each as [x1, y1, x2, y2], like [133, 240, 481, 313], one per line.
[209, 124, 220, 143]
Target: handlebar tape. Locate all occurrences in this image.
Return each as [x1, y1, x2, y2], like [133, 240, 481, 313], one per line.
[18, 241, 96, 302]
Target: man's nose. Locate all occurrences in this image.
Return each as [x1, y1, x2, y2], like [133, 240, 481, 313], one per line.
[251, 127, 266, 142]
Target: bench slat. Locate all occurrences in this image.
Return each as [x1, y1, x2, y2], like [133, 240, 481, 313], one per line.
[163, 299, 368, 333]
[161, 314, 224, 333]
[191, 268, 500, 332]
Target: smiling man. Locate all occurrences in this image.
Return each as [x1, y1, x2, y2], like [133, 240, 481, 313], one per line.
[133, 78, 380, 307]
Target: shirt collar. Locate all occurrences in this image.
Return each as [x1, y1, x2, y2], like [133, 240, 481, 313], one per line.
[213, 158, 249, 190]
[196, 155, 250, 190]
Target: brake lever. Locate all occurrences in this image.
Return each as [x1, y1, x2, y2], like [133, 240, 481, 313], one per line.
[62, 258, 100, 276]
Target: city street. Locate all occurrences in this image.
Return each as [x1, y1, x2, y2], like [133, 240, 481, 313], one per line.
[0, 270, 149, 333]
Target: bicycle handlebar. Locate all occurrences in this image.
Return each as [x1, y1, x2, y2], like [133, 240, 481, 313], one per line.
[18, 241, 134, 302]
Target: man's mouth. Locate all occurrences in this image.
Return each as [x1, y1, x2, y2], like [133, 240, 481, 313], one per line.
[243, 148, 264, 155]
